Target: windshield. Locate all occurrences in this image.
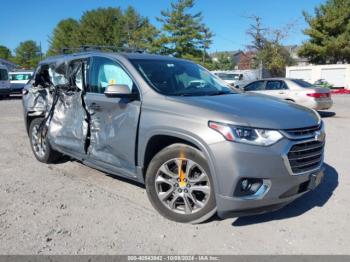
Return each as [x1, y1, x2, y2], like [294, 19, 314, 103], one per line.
[0, 69, 9, 81]
[216, 73, 240, 81]
[131, 59, 234, 96]
[9, 73, 32, 81]
[292, 79, 314, 88]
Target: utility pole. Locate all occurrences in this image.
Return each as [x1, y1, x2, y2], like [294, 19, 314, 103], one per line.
[39, 42, 43, 60]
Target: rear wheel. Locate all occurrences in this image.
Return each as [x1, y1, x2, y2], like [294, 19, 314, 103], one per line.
[29, 118, 61, 163]
[146, 144, 216, 223]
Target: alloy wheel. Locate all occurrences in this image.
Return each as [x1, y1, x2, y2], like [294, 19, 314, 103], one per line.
[155, 158, 211, 215]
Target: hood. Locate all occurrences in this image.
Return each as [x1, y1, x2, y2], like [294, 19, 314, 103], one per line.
[167, 93, 320, 130]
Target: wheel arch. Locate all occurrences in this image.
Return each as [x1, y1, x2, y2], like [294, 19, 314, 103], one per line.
[25, 112, 45, 134]
[140, 131, 218, 192]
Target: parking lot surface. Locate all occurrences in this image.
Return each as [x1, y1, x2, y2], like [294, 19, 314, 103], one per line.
[0, 95, 349, 254]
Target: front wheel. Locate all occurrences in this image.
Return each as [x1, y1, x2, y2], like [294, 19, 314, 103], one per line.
[146, 144, 216, 224]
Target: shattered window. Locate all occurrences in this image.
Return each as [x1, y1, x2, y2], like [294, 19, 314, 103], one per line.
[89, 57, 133, 94]
[49, 63, 68, 86]
[75, 67, 83, 90]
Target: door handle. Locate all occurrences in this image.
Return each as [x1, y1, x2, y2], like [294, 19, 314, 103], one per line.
[89, 102, 101, 111]
[278, 91, 285, 94]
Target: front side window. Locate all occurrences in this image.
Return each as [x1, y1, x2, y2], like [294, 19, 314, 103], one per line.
[131, 59, 234, 96]
[88, 57, 134, 94]
[244, 81, 265, 91]
[0, 69, 9, 81]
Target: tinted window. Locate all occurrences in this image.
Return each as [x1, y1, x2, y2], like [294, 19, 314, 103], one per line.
[216, 73, 240, 81]
[0, 69, 8, 81]
[131, 59, 233, 96]
[88, 57, 134, 94]
[291, 79, 314, 88]
[9, 73, 32, 81]
[244, 81, 265, 91]
[265, 80, 288, 90]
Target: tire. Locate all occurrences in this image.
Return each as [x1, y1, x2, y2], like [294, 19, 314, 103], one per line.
[145, 143, 216, 224]
[29, 117, 61, 163]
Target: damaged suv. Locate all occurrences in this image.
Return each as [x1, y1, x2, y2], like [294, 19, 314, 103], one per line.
[23, 50, 325, 223]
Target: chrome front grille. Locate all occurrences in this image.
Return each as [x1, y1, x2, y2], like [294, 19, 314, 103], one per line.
[287, 140, 324, 174]
[283, 124, 321, 138]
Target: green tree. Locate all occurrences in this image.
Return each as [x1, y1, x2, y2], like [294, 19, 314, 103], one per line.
[14, 40, 41, 68]
[298, 0, 350, 64]
[212, 53, 235, 70]
[123, 6, 160, 52]
[256, 42, 295, 77]
[157, 0, 213, 59]
[48, 19, 81, 55]
[79, 7, 125, 47]
[199, 25, 213, 63]
[246, 16, 295, 77]
[0, 45, 12, 60]
[48, 7, 160, 54]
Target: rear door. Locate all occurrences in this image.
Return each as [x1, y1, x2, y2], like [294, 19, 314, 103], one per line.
[47, 59, 89, 157]
[264, 80, 290, 100]
[84, 56, 141, 176]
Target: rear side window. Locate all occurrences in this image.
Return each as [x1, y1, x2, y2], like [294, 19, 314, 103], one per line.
[0, 69, 9, 81]
[265, 80, 288, 90]
[244, 81, 265, 91]
[49, 63, 68, 86]
[291, 79, 314, 88]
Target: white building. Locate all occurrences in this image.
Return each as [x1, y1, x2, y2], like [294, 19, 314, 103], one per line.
[286, 64, 350, 89]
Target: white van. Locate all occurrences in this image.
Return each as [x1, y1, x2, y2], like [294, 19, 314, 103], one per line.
[0, 65, 11, 98]
[9, 71, 33, 94]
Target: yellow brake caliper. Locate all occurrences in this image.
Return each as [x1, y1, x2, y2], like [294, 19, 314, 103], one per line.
[178, 159, 187, 188]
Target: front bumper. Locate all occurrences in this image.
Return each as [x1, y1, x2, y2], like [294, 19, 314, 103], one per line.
[0, 88, 10, 95]
[306, 98, 333, 110]
[10, 83, 25, 94]
[209, 137, 324, 218]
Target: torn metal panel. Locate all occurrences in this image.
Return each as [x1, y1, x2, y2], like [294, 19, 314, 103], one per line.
[25, 86, 53, 115]
[48, 90, 88, 155]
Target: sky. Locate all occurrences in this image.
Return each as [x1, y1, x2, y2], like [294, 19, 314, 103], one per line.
[0, 0, 325, 54]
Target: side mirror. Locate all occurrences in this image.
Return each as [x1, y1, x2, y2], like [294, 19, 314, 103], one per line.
[104, 84, 138, 99]
[239, 86, 245, 92]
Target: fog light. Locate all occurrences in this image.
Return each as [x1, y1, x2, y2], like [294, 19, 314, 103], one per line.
[235, 178, 265, 197]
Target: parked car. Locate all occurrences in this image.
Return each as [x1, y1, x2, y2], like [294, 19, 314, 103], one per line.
[213, 70, 256, 89]
[242, 78, 333, 110]
[9, 71, 33, 94]
[23, 51, 325, 223]
[213, 72, 242, 86]
[0, 64, 10, 98]
[314, 79, 333, 89]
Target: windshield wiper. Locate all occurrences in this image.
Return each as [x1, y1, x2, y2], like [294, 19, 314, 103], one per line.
[208, 91, 234, 96]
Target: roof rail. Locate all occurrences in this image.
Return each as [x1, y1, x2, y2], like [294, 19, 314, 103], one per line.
[60, 45, 146, 54]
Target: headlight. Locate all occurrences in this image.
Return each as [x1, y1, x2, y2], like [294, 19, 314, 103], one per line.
[209, 121, 283, 146]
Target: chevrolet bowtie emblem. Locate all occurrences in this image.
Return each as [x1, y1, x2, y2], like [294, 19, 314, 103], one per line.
[315, 131, 325, 142]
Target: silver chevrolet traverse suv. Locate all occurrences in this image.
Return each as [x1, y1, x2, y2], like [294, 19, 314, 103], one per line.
[22, 50, 325, 223]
